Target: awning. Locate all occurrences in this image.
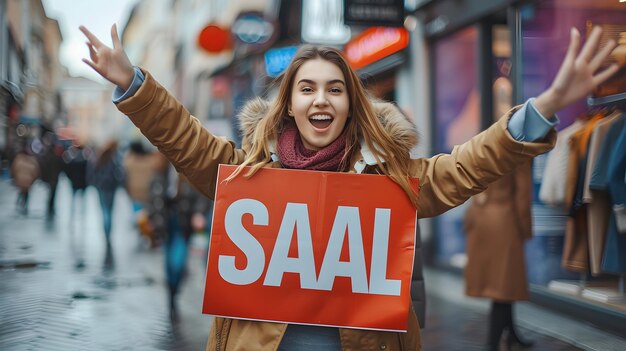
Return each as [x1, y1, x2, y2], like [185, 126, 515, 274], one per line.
[1, 80, 24, 104]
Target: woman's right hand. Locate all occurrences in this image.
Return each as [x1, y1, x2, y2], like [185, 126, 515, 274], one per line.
[534, 27, 619, 117]
[79, 24, 134, 91]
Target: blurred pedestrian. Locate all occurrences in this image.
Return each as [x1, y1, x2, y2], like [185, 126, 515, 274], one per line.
[39, 130, 63, 219]
[11, 144, 40, 215]
[169, 175, 211, 317]
[81, 23, 617, 351]
[62, 144, 92, 235]
[88, 140, 124, 246]
[147, 165, 212, 319]
[464, 161, 534, 350]
[62, 144, 90, 194]
[123, 140, 151, 208]
[124, 141, 168, 245]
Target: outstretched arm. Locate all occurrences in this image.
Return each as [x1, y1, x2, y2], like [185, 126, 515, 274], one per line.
[413, 26, 619, 218]
[534, 26, 619, 117]
[79, 24, 134, 91]
[79, 24, 246, 199]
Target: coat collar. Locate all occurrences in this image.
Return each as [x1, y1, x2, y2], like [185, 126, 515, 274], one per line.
[238, 98, 419, 173]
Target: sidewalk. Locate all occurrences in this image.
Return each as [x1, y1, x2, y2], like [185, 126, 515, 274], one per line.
[0, 176, 212, 350]
[422, 267, 626, 351]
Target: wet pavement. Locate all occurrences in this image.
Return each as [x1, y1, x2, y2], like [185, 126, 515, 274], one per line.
[0, 175, 212, 350]
[0, 173, 622, 350]
[422, 267, 626, 351]
[421, 294, 583, 351]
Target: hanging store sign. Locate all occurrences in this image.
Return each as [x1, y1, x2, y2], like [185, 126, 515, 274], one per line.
[344, 0, 405, 27]
[197, 24, 231, 53]
[416, 0, 518, 38]
[301, 0, 351, 44]
[344, 27, 409, 70]
[232, 12, 275, 45]
[202, 165, 418, 331]
[264, 46, 298, 77]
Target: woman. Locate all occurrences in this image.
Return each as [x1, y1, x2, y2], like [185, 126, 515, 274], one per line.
[79, 23, 617, 351]
[464, 71, 534, 350]
[464, 160, 534, 350]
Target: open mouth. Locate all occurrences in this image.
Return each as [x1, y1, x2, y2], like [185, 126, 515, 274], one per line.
[309, 114, 333, 130]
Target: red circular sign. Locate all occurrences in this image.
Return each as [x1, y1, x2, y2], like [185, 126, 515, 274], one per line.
[197, 24, 231, 53]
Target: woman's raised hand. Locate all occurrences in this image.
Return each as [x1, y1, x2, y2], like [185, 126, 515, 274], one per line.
[79, 24, 134, 91]
[534, 26, 620, 117]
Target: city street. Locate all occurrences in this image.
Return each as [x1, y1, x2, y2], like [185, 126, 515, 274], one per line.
[2, 173, 614, 351]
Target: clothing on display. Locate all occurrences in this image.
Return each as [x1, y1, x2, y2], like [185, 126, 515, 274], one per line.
[593, 115, 626, 274]
[586, 111, 624, 275]
[562, 114, 603, 272]
[539, 120, 584, 206]
[540, 107, 626, 304]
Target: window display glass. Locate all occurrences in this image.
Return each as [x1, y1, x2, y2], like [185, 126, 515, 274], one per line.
[432, 26, 479, 267]
[520, 0, 626, 312]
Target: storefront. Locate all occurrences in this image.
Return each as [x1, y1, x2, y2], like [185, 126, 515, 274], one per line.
[197, 10, 280, 146]
[343, 26, 410, 101]
[417, 0, 514, 268]
[415, 0, 626, 336]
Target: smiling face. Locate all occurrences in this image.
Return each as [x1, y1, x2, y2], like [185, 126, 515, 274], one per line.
[289, 58, 350, 150]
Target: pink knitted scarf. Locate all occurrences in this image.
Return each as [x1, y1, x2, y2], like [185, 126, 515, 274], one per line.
[277, 121, 347, 171]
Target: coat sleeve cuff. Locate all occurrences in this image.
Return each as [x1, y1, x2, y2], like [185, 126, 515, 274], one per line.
[112, 67, 145, 104]
[115, 67, 160, 119]
[498, 104, 557, 157]
[507, 98, 559, 142]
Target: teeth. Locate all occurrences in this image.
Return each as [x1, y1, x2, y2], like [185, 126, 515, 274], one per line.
[309, 115, 332, 121]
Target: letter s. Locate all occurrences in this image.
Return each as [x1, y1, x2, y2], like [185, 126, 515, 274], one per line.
[218, 199, 267, 285]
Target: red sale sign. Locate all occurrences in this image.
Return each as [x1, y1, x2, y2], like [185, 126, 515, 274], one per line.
[202, 165, 418, 331]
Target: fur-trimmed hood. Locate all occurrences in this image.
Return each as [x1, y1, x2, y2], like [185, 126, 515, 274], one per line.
[237, 97, 419, 160]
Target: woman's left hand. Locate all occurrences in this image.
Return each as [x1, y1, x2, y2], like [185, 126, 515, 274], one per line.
[534, 26, 620, 117]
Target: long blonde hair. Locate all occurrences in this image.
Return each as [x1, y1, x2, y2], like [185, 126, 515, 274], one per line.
[228, 45, 418, 208]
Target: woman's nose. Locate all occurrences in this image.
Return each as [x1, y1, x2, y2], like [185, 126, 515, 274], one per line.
[314, 92, 328, 106]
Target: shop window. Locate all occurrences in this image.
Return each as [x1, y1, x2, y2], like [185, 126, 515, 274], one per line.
[520, 0, 626, 316]
[434, 26, 480, 154]
[432, 25, 480, 268]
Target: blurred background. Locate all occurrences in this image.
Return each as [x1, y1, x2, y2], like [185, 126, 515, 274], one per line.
[1, 0, 625, 350]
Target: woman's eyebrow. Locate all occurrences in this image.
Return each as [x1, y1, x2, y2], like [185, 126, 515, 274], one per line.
[297, 79, 346, 86]
[328, 79, 346, 86]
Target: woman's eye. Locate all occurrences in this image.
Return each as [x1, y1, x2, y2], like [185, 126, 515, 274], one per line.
[301, 87, 313, 93]
[330, 88, 342, 93]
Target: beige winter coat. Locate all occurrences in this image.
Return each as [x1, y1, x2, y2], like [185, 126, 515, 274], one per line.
[464, 161, 533, 301]
[115, 69, 556, 351]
